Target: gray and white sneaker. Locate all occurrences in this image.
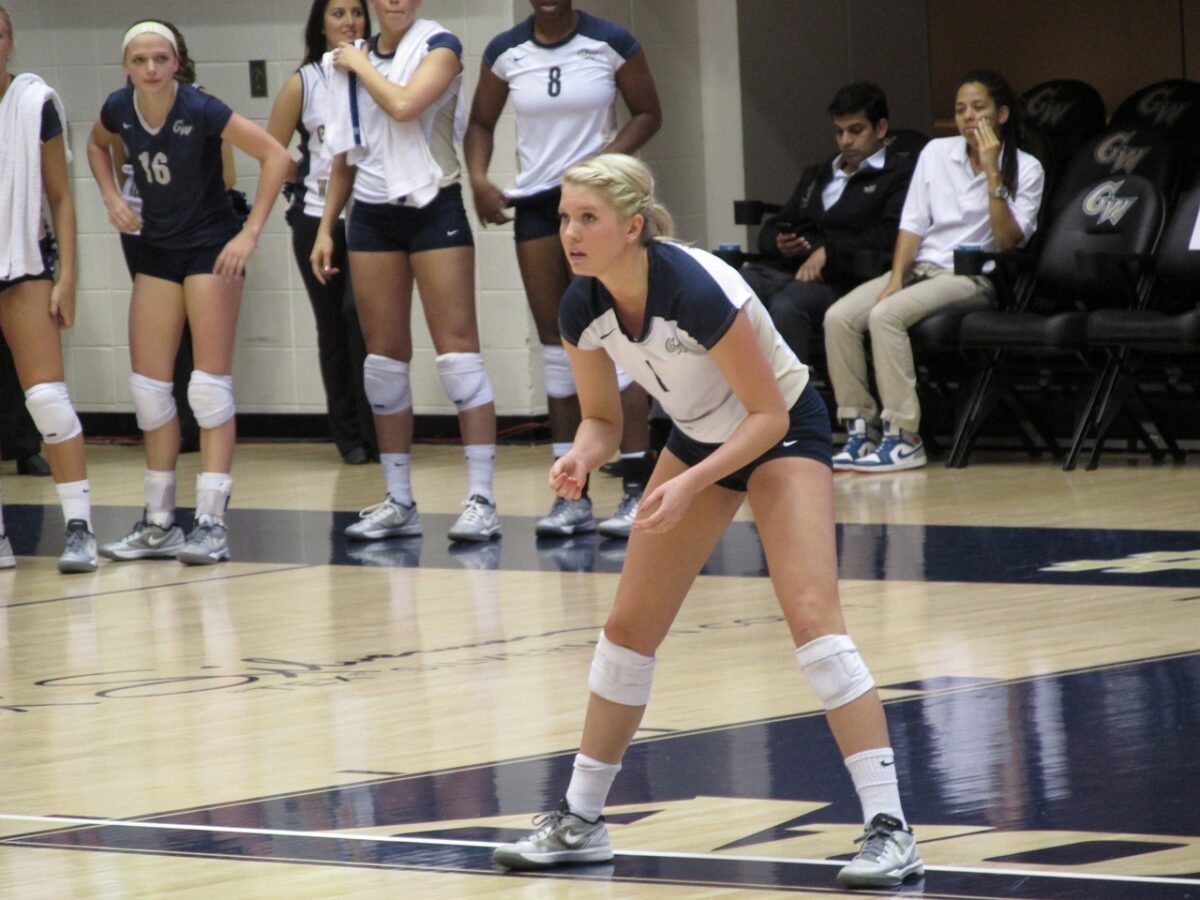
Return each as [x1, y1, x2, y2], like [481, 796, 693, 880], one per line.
[597, 491, 641, 539]
[0, 533, 16, 569]
[836, 813, 924, 888]
[344, 495, 422, 541]
[101, 516, 186, 560]
[448, 494, 501, 543]
[176, 518, 230, 566]
[536, 496, 596, 537]
[58, 519, 99, 574]
[493, 799, 613, 870]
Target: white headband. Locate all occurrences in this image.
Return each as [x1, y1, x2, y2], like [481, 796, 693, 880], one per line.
[121, 22, 179, 55]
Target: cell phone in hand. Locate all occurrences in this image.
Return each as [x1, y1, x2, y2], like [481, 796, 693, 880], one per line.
[774, 220, 797, 235]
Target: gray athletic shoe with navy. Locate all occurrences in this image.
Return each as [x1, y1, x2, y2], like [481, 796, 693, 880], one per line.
[837, 813, 924, 888]
[0, 533, 14, 569]
[176, 518, 230, 565]
[101, 515, 186, 560]
[58, 519, 99, 574]
[493, 799, 612, 869]
[536, 497, 596, 537]
[345, 495, 422, 541]
[447, 495, 500, 542]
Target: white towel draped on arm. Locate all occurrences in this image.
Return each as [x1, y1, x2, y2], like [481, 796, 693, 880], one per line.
[0, 73, 70, 280]
[322, 19, 463, 208]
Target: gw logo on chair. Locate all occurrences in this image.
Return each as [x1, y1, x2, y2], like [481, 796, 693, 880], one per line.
[1025, 87, 1074, 128]
[1093, 131, 1151, 175]
[1083, 180, 1138, 227]
[1136, 86, 1192, 127]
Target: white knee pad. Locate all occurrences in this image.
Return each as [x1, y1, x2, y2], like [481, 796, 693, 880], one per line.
[187, 371, 235, 429]
[363, 353, 412, 415]
[615, 365, 633, 392]
[128, 373, 176, 432]
[436, 352, 494, 412]
[588, 631, 656, 707]
[795, 634, 875, 710]
[24, 382, 82, 444]
[541, 344, 576, 399]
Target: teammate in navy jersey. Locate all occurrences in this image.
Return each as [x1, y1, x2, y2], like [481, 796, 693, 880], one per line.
[86, 20, 289, 566]
[267, 0, 377, 467]
[0, 5, 97, 573]
[492, 155, 925, 890]
[466, 0, 662, 541]
[312, 0, 501, 544]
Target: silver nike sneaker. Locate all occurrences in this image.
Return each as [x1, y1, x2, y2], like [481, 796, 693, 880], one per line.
[344, 495, 422, 541]
[0, 533, 16, 569]
[493, 800, 612, 870]
[447, 494, 500, 543]
[101, 516, 186, 560]
[535, 496, 596, 537]
[597, 491, 641, 539]
[176, 518, 230, 566]
[837, 813, 924, 888]
[58, 519, 99, 574]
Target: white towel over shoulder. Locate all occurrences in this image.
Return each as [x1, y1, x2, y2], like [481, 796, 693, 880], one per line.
[0, 73, 70, 280]
[323, 19, 465, 208]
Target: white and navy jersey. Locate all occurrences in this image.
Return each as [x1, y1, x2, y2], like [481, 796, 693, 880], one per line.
[561, 243, 810, 445]
[484, 12, 639, 198]
[296, 62, 336, 218]
[100, 84, 239, 248]
[352, 31, 463, 205]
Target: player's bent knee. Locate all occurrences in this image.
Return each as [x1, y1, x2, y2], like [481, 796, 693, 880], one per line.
[187, 370, 235, 429]
[129, 373, 176, 432]
[794, 634, 875, 710]
[588, 631, 656, 706]
[436, 352, 493, 412]
[542, 345, 576, 399]
[363, 353, 412, 415]
[24, 381, 82, 444]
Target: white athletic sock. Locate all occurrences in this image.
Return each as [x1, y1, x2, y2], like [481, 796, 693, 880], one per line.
[463, 444, 495, 503]
[56, 479, 92, 530]
[844, 748, 906, 827]
[195, 472, 232, 524]
[144, 469, 176, 527]
[551, 442, 573, 460]
[564, 752, 621, 822]
[380, 453, 413, 507]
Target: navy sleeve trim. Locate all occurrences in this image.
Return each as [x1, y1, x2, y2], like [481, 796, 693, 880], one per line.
[482, 18, 533, 69]
[40, 99, 64, 143]
[559, 277, 600, 346]
[575, 12, 640, 59]
[428, 32, 462, 58]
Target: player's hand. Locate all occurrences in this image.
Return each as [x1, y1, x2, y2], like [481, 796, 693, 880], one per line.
[633, 475, 695, 534]
[310, 231, 338, 285]
[549, 454, 588, 499]
[331, 42, 369, 76]
[49, 278, 76, 329]
[214, 228, 256, 280]
[104, 196, 141, 234]
[471, 180, 511, 226]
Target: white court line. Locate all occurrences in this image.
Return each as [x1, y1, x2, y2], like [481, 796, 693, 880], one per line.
[1, 814, 1198, 888]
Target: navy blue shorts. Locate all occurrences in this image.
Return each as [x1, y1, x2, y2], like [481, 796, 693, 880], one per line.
[511, 186, 561, 243]
[348, 184, 474, 253]
[137, 242, 229, 284]
[0, 239, 54, 294]
[665, 381, 832, 491]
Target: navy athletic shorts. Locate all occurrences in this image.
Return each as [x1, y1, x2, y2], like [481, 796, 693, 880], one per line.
[348, 184, 474, 253]
[137, 242, 229, 284]
[511, 186, 561, 243]
[665, 381, 832, 491]
[0, 239, 55, 294]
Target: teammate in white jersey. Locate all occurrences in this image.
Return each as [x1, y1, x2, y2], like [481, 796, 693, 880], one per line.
[0, 4, 95, 573]
[466, 0, 662, 541]
[492, 155, 925, 891]
[267, 0, 376, 467]
[312, 0, 501, 544]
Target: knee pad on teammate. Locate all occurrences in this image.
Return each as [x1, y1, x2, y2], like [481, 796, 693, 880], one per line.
[24, 382, 82, 444]
[588, 631, 656, 706]
[542, 345, 576, 399]
[363, 353, 412, 415]
[129, 373, 176, 431]
[615, 366, 633, 392]
[436, 352, 494, 412]
[187, 371, 235, 429]
[794, 634, 875, 710]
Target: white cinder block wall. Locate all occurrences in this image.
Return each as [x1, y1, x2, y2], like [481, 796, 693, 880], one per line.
[4, 0, 743, 419]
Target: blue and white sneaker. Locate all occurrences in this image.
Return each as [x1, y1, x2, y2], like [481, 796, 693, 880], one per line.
[832, 418, 879, 471]
[851, 426, 926, 472]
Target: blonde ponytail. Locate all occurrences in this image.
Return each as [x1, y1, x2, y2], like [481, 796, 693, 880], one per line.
[562, 153, 676, 243]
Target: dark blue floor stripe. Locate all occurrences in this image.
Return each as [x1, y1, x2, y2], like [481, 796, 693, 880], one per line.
[8, 503, 1200, 586]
